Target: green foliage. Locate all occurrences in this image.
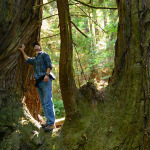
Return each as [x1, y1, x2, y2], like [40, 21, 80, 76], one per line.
[53, 99, 65, 118]
[105, 22, 118, 33]
[70, 0, 118, 85]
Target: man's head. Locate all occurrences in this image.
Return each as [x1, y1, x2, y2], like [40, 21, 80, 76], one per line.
[33, 41, 41, 49]
[33, 42, 42, 55]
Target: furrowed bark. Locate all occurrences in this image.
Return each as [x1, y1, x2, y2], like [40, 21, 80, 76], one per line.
[108, 0, 150, 148]
[0, 0, 43, 149]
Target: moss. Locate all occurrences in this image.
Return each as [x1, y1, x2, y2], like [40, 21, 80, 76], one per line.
[1, 131, 21, 150]
[46, 84, 144, 150]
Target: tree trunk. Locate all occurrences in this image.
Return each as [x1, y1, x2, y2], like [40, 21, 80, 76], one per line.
[108, 0, 150, 149]
[0, 0, 43, 149]
[57, 0, 78, 117]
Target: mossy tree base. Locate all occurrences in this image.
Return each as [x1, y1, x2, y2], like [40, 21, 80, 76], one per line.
[40, 83, 145, 150]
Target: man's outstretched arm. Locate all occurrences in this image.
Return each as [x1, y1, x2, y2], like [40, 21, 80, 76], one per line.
[18, 44, 29, 60]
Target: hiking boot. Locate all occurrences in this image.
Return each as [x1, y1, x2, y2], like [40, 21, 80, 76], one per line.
[41, 123, 48, 128]
[44, 125, 55, 132]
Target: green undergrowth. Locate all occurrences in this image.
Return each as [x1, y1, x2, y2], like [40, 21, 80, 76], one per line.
[40, 99, 65, 119]
[53, 99, 65, 119]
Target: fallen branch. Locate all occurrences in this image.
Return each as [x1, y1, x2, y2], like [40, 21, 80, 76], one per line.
[71, 21, 88, 38]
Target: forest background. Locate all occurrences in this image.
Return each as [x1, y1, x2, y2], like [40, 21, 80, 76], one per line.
[41, 0, 118, 118]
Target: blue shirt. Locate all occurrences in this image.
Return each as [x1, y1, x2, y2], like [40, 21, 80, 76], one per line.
[26, 52, 53, 80]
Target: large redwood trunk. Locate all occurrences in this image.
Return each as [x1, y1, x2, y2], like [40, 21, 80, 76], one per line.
[0, 0, 43, 149]
[108, 0, 150, 148]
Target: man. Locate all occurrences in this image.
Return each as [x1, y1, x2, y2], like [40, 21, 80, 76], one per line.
[19, 42, 55, 132]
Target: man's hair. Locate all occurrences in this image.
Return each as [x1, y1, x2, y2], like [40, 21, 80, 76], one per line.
[33, 41, 40, 48]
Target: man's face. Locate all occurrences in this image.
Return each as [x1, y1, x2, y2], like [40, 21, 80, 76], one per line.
[34, 45, 41, 50]
[34, 45, 41, 55]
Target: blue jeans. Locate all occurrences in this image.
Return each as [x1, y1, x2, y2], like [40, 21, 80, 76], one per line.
[37, 79, 55, 125]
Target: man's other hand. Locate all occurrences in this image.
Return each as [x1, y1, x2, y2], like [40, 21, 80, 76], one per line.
[18, 44, 25, 52]
[44, 75, 49, 83]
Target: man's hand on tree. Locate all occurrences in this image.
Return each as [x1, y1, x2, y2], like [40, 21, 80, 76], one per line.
[18, 44, 29, 60]
[44, 75, 49, 83]
[18, 44, 25, 53]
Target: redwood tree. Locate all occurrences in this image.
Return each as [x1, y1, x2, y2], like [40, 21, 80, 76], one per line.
[0, 0, 43, 149]
[108, 0, 150, 148]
